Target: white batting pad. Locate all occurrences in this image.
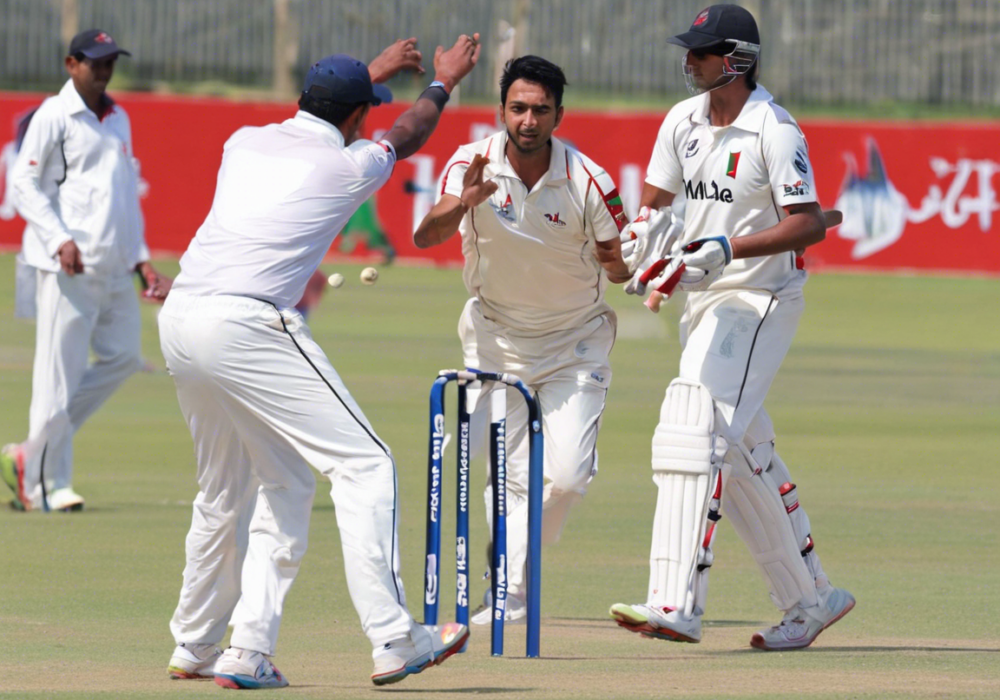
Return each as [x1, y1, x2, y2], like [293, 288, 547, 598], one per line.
[722, 450, 820, 612]
[769, 452, 829, 589]
[648, 379, 728, 616]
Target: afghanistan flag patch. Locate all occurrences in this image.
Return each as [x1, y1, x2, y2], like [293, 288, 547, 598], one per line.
[604, 188, 627, 231]
[726, 152, 741, 178]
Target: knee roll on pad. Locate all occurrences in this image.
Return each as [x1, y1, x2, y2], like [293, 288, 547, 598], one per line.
[648, 379, 728, 616]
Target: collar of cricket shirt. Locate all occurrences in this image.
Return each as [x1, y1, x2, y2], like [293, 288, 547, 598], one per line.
[290, 110, 346, 148]
[58, 78, 116, 119]
[689, 85, 774, 134]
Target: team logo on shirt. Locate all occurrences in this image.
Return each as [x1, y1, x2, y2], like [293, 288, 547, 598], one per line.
[491, 193, 516, 222]
[685, 139, 700, 158]
[544, 212, 567, 227]
[782, 180, 810, 196]
[726, 152, 741, 178]
[794, 150, 809, 175]
[684, 179, 734, 203]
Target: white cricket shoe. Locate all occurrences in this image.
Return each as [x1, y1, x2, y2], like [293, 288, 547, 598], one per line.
[213, 647, 289, 689]
[371, 622, 468, 686]
[48, 487, 85, 512]
[470, 589, 527, 626]
[167, 643, 222, 679]
[609, 603, 702, 643]
[751, 587, 856, 651]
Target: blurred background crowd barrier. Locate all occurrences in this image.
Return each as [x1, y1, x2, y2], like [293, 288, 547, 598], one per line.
[1, 0, 998, 107]
[1, 1, 997, 274]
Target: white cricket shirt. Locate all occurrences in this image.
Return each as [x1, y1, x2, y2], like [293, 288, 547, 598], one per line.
[173, 111, 395, 308]
[11, 79, 148, 275]
[646, 85, 817, 293]
[439, 131, 625, 335]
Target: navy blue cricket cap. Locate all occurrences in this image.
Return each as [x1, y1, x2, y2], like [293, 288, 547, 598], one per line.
[666, 4, 760, 50]
[68, 29, 131, 59]
[302, 54, 393, 106]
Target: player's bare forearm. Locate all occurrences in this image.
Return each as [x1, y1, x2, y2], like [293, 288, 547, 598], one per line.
[414, 195, 466, 248]
[383, 99, 443, 160]
[730, 202, 826, 259]
[595, 237, 631, 284]
[639, 182, 675, 211]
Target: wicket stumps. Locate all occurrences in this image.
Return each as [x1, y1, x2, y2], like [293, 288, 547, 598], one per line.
[423, 369, 543, 658]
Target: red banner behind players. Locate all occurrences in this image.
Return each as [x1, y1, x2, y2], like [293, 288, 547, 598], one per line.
[1, 91, 997, 275]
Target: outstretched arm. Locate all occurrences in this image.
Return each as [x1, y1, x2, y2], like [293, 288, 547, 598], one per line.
[382, 34, 481, 160]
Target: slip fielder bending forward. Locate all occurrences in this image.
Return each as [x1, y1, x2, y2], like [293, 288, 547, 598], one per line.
[414, 56, 631, 623]
[160, 36, 480, 689]
[609, 5, 854, 650]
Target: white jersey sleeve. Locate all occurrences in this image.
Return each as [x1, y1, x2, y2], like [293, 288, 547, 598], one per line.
[9, 98, 73, 257]
[345, 138, 397, 199]
[579, 157, 626, 242]
[645, 107, 686, 195]
[118, 108, 150, 265]
[438, 145, 475, 201]
[762, 120, 817, 207]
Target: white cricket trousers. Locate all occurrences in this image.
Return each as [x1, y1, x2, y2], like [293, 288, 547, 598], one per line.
[22, 269, 142, 500]
[458, 298, 615, 597]
[678, 288, 805, 443]
[159, 292, 415, 655]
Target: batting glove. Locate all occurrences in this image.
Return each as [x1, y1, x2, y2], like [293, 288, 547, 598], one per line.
[620, 206, 674, 274]
[677, 235, 732, 291]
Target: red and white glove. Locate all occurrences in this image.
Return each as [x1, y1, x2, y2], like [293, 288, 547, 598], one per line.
[677, 235, 732, 291]
[620, 205, 674, 275]
[623, 207, 682, 296]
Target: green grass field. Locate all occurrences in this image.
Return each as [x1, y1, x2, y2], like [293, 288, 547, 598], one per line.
[1, 253, 997, 699]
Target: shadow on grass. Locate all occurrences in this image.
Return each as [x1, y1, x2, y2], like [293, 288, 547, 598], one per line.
[546, 617, 765, 628]
[373, 688, 534, 694]
[798, 645, 1000, 654]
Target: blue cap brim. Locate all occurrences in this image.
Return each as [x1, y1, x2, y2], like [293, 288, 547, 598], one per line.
[81, 45, 131, 59]
[371, 83, 393, 106]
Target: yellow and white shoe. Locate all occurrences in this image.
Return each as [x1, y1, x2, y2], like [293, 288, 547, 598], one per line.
[1, 444, 29, 511]
[168, 643, 222, 679]
[609, 603, 702, 643]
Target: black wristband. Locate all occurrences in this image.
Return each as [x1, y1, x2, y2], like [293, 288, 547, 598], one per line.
[419, 84, 450, 111]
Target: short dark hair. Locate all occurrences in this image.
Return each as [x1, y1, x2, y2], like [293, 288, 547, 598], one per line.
[500, 55, 567, 108]
[298, 92, 365, 127]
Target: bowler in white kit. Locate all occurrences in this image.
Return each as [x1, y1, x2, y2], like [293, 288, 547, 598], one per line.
[609, 4, 855, 650]
[414, 55, 631, 623]
[159, 36, 481, 689]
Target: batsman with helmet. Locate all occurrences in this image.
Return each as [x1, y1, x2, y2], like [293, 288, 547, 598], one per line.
[609, 4, 855, 650]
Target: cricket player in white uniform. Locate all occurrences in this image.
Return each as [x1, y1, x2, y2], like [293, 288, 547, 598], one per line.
[608, 5, 855, 650]
[414, 56, 631, 623]
[1, 29, 171, 513]
[159, 37, 481, 689]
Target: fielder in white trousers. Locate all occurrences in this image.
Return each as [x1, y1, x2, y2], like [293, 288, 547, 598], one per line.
[21, 269, 143, 507]
[160, 293, 415, 655]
